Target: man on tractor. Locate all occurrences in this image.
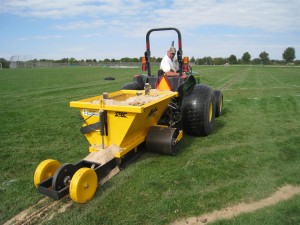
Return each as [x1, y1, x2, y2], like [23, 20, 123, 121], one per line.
[160, 46, 180, 76]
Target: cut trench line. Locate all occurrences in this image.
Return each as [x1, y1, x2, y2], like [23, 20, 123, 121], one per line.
[4, 166, 120, 225]
[218, 68, 251, 91]
[171, 185, 300, 225]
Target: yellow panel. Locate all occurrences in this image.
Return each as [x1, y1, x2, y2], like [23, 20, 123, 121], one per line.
[70, 90, 179, 157]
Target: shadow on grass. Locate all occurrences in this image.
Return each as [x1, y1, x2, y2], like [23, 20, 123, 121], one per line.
[213, 107, 230, 134]
[214, 118, 226, 134]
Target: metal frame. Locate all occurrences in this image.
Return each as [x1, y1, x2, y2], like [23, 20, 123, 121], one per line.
[145, 27, 183, 77]
[37, 159, 117, 200]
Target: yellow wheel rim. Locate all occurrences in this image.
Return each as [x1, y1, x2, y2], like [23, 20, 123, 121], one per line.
[220, 98, 223, 114]
[70, 168, 98, 204]
[34, 159, 61, 187]
[209, 101, 213, 122]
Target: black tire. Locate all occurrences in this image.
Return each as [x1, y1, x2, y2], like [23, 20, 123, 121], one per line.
[134, 75, 147, 89]
[120, 82, 142, 90]
[182, 84, 215, 136]
[214, 90, 223, 117]
[104, 77, 115, 80]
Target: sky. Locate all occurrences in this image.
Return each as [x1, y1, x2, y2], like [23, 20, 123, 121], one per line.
[1, 0, 300, 61]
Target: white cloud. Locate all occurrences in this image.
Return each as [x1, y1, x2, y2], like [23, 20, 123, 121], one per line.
[1, 0, 299, 60]
[1, 0, 151, 18]
[51, 20, 105, 30]
[16, 35, 64, 41]
[34, 35, 64, 40]
[160, 0, 300, 32]
[2, 0, 299, 32]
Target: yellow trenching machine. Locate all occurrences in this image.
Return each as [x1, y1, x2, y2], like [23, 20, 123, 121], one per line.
[34, 28, 223, 203]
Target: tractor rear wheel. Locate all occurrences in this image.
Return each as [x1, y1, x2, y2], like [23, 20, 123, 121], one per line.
[181, 84, 215, 136]
[214, 90, 223, 117]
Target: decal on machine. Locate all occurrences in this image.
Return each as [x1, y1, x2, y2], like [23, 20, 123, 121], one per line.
[147, 107, 158, 119]
[115, 112, 127, 118]
[82, 109, 99, 116]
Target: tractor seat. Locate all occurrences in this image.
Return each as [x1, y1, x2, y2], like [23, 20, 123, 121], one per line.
[158, 69, 164, 77]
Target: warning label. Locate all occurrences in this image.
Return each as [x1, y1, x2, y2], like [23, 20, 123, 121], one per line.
[82, 109, 99, 116]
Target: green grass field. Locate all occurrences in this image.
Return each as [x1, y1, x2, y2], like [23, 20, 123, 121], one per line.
[0, 66, 299, 224]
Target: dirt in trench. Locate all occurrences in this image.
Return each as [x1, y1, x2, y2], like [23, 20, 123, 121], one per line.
[171, 185, 300, 225]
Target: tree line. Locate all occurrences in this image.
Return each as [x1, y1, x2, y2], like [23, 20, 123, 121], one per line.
[1, 47, 297, 68]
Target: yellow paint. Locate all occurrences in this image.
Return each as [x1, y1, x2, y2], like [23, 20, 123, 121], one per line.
[70, 90, 178, 158]
[209, 101, 213, 122]
[175, 130, 184, 143]
[34, 159, 61, 187]
[69, 168, 98, 204]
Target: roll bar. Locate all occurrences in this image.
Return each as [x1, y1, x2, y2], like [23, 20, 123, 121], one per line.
[145, 27, 183, 76]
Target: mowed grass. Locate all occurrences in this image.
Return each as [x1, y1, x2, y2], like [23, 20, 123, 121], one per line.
[0, 66, 299, 224]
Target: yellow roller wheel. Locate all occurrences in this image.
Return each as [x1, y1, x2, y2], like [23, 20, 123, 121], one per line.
[70, 168, 98, 204]
[34, 159, 61, 187]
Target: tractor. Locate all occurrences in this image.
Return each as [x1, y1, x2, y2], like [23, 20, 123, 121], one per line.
[33, 27, 223, 204]
[122, 27, 223, 136]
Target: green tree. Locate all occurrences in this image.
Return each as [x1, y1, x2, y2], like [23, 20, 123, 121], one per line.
[203, 56, 213, 65]
[259, 51, 269, 65]
[120, 57, 130, 62]
[69, 58, 77, 63]
[190, 56, 195, 63]
[58, 58, 69, 63]
[228, 54, 237, 64]
[156, 57, 162, 62]
[195, 58, 202, 65]
[214, 57, 226, 65]
[242, 52, 251, 64]
[151, 56, 157, 62]
[282, 47, 296, 63]
[0, 58, 9, 68]
[252, 58, 261, 65]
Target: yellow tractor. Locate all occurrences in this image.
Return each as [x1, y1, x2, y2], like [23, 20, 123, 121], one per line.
[34, 27, 223, 203]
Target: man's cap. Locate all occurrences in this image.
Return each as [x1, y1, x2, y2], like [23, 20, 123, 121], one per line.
[169, 47, 176, 54]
